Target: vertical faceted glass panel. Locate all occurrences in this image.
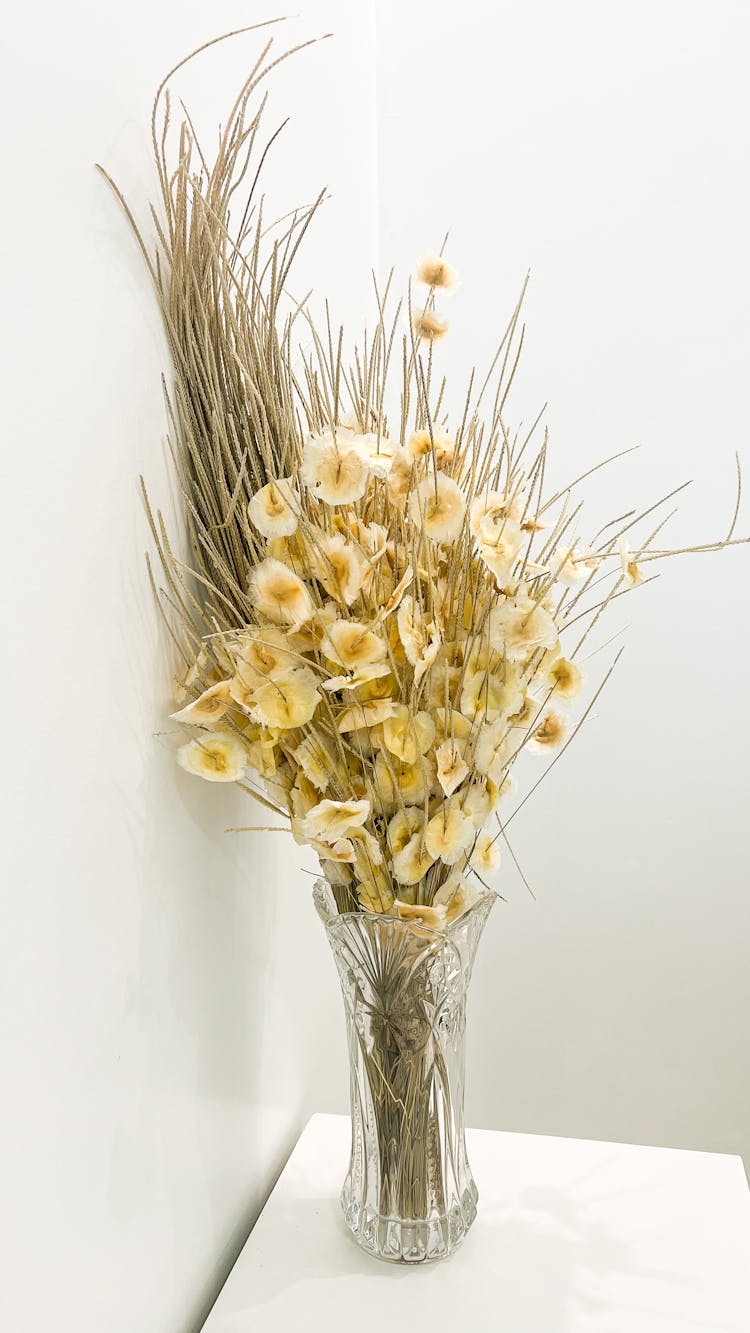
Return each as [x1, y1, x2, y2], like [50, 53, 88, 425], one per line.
[315, 881, 495, 1263]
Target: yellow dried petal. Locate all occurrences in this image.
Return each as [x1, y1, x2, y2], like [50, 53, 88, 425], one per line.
[545, 656, 583, 699]
[618, 537, 644, 587]
[407, 474, 466, 543]
[382, 706, 435, 764]
[433, 707, 473, 746]
[474, 720, 514, 784]
[469, 831, 501, 877]
[337, 698, 396, 733]
[356, 868, 395, 914]
[397, 595, 442, 684]
[392, 834, 435, 885]
[289, 774, 321, 820]
[234, 626, 292, 680]
[553, 545, 602, 587]
[459, 668, 525, 724]
[300, 431, 369, 504]
[323, 660, 392, 693]
[247, 478, 298, 539]
[526, 708, 569, 754]
[387, 807, 425, 855]
[249, 557, 313, 627]
[302, 798, 371, 841]
[435, 739, 470, 797]
[324, 620, 388, 670]
[415, 253, 458, 290]
[171, 680, 231, 726]
[489, 596, 558, 661]
[177, 731, 246, 783]
[293, 734, 337, 792]
[386, 445, 414, 510]
[413, 309, 448, 340]
[314, 532, 368, 605]
[425, 803, 475, 865]
[393, 899, 448, 933]
[251, 668, 320, 729]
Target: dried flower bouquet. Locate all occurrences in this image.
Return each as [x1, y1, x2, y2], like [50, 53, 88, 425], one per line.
[99, 24, 745, 933]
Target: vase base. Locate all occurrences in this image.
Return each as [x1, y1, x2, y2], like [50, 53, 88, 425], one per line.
[340, 1180, 478, 1264]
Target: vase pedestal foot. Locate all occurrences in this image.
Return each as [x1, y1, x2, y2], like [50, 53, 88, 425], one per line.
[340, 1177, 479, 1264]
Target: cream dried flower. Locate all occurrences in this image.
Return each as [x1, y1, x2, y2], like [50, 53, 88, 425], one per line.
[347, 517, 389, 564]
[509, 691, 542, 730]
[397, 595, 442, 683]
[413, 308, 448, 340]
[337, 697, 396, 733]
[382, 706, 435, 764]
[251, 667, 320, 729]
[347, 825, 385, 867]
[416, 253, 458, 290]
[249, 557, 313, 627]
[386, 445, 414, 510]
[308, 836, 356, 863]
[322, 858, 354, 888]
[234, 626, 293, 680]
[351, 432, 399, 479]
[356, 867, 395, 914]
[459, 668, 525, 724]
[433, 707, 473, 746]
[526, 707, 569, 754]
[462, 780, 497, 828]
[392, 833, 435, 885]
[324, 620, 387, 669]
[470, 491, 524, 536]
[177, 731, 247, 783]
[405, 428, 455, 467]
[289, 773, 323, 821]
[408, 474, 466, 543]
[292, 734, 336, 792]
[473, 512, 524, 581]
[302, 798, 371, 841]
[171, 680, 232, 726]
[247, 477, 298, 538]
[387, 807, 425, 854]
[470, 831, 501, 877]
[373, 753, 433, 809]
[489, 595, 558, 661]
[545, 656, 584, 699]
[435, 738, 470, 796]
[300, 430, 369, 504]
[381, 567, 414, 619]
[618, 537, 644, 587]
[433, 877, 478, 924]
[322, 660, 392, 693]
[228, 674, 256, 711]
[425, 801, 475, 865]
[393, 899, 448, 933]
[315, 825, 383, 870]
[474, 719, 514, 784]
[554, 545, 602, 587]
[315, 532, 368, 605]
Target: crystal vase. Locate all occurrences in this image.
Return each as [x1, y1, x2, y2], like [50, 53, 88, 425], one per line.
[314, 880, 495, 1263]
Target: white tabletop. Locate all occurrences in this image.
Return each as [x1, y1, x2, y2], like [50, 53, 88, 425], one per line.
[202, 1112, 750, 1332]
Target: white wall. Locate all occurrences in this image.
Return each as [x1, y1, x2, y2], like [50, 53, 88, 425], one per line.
[2, 4, 748, 1332]
[376, 0, 750, 1158]
[0, 5, 371, 1332]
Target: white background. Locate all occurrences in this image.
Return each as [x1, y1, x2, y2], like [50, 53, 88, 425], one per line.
[1, 3, 748, 1331]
